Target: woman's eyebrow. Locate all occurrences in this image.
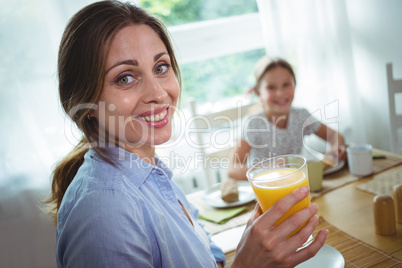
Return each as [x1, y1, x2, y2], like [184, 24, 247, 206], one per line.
[105, 59, 138, 74]
[105, 52, 168, 74]
[154, 52, 168, 61]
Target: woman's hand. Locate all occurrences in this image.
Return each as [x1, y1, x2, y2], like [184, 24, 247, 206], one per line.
[231, 186, 327, 268]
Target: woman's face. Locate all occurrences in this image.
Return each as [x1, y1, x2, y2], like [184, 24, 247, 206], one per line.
[257, 66, 295, 117]
[93, 24, 180, 151]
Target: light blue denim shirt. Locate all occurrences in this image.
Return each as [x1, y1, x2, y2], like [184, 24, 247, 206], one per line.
[56, 146, 225, 267]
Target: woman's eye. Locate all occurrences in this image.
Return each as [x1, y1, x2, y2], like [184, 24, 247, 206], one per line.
[116, 74, 134, 85]
[155, 64, 170, 74]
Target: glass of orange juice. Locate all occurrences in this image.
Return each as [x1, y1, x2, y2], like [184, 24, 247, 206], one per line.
[246, 155, 313, 248]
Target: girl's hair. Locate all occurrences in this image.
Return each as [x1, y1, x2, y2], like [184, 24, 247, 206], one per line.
[44, 0, 181, 223]
[253, 56, 296, 92]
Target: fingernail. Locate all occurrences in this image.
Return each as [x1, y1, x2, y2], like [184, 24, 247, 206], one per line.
[311, 203, 319, 212]
[300, 185, 309, 194]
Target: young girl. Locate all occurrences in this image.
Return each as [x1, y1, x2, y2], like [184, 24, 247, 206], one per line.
[228, 56, 346, 181]
[45, 2, 327, 267]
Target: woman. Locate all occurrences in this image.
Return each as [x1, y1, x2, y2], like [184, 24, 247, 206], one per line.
[45, 1, 327, 267]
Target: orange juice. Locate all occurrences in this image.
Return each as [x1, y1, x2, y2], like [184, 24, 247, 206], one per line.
[251, 168, 311, 230]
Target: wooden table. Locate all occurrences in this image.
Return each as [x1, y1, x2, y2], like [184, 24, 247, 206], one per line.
[314, 163, 402, 260]
[187, 148, 402, 267]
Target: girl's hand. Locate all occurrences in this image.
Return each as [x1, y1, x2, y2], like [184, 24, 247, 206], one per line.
[331, 144, 346, 160]
[314, 124, 346, 161]
[231, 186, 328, 268]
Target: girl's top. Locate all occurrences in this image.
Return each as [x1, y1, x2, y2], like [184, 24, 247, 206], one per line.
[56, 146, 225, 268]
[241, 107, 321, 166]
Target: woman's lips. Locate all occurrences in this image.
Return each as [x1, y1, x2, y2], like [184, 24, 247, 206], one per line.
[138, 109, 168, 122]
[138, 105, 169, 117]
[136, 105, 170, 128]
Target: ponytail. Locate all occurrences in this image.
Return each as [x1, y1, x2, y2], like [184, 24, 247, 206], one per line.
[44, 137, 89, 223]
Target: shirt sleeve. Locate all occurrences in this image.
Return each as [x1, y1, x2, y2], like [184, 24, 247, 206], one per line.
[240, 112, 270, 147]
[300, 108, 321, 135]
[240, 114, 250, 141]
[56, 190, 154, 268]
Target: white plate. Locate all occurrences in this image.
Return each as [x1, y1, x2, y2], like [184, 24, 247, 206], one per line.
[324, 160, 345, 176]
[296, 244, 345, 268]
[211, 224, 246, 253]
[201, 181, 256, 208]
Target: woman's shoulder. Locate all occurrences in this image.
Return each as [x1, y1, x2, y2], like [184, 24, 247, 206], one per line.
[79, 149, 125, 188]
[59, 150, 140, 209]
[57, 157, 143, 229]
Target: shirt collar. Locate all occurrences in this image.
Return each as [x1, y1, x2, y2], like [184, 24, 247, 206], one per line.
[89, 146, 172, 188]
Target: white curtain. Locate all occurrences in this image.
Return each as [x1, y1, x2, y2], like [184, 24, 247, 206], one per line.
[256, 0, 366, 148]
[0, 0, 99, 190]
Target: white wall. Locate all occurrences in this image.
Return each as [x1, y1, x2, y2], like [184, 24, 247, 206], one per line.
[346, 0, 402, 151]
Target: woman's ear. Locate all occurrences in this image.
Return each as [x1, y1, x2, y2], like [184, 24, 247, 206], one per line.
[87, 108, 96, 120]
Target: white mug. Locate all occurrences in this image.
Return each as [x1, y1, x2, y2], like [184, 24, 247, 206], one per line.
[346, 143, 373, 176]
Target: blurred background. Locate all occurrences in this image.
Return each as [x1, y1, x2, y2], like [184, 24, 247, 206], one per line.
[0, 0, 401, 266]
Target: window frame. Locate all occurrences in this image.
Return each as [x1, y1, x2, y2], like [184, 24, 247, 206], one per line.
[168, 13, 264, 64]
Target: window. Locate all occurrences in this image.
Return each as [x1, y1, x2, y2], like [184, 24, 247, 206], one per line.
[140, 0, 258, 26]
[140, 0, 265, 111]
[180, 49, 265, 106]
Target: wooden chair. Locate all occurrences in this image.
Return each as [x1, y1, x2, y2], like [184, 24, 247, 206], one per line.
[386, 63, 402, 154]
[189, 99, 262, 187]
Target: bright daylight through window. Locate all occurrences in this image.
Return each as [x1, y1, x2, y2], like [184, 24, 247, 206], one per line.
[140, 0, 265, 111]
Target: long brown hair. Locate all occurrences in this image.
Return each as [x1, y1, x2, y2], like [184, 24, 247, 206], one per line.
[44, 0, 182, 222]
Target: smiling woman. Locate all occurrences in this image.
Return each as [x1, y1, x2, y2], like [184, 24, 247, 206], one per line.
[93, 25, 179, 158]
[45, 1, 227, 267]
[44, 1, 224, 267]
[41, 1, 326, 267]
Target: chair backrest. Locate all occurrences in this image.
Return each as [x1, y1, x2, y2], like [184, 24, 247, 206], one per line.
[189, 99, 262, 187]
[386, 63, 402, 154]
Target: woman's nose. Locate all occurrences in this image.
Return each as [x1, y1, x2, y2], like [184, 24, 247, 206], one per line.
[143, 76, 168, 103]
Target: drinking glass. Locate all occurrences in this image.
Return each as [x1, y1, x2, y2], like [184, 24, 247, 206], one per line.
[246, 155, 313, 249]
